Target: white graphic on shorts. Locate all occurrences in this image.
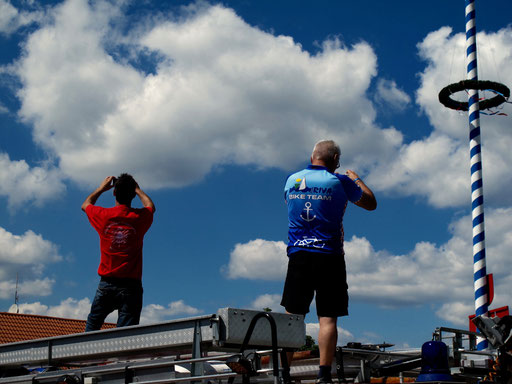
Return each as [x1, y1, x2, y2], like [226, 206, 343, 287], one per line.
[300, 202, 316, 222]
[293, 236, 325, 248]
[104, 222, 137, 252]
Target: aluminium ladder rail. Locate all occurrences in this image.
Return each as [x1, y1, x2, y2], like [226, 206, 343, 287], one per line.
[0, 308, 305, 383]
[0, 354, 240, 384]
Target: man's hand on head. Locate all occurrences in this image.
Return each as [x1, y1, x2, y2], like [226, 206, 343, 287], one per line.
[81, 176, 116, 212]
[99, 176, 116, 192]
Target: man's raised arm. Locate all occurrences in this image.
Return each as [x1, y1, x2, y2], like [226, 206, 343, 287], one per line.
[346, 170, 377, 211]
[81, 176, 115, 212]
[136, 185, 156, 212]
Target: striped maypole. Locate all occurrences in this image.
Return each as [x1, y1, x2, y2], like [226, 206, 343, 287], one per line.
[465, 0, 488, 350]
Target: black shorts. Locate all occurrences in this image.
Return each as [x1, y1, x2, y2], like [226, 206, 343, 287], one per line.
[280, 251, 348, 317]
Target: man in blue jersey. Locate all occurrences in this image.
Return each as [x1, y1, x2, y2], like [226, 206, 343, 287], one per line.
[281, 140, 376, 384]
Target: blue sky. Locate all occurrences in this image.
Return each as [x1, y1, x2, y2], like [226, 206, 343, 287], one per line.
[1, 0, 512, 349]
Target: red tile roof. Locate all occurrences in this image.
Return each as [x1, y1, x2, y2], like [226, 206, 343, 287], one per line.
[0, 312, 115, 344]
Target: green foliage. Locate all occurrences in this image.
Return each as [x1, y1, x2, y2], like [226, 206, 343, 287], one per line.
[299, 335, 319, 352]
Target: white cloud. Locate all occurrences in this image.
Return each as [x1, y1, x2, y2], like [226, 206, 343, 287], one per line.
[344, 236, 469, 307]
[435, 302, 474, 327]
[10, 297, 92, 320]
[0, 0, 17, 33]
[0, 226, 61, 299]
[306, 322, 353, 346]
[9, 301, 47, 314]
[3, 2, 511, 210]
[374, 79, 411, 111]
[0, 153, 65, 209]
[46, 297, 92, 319]
[12, 0, 402, 190]
[11, 297, 201, 326]
[1, 278, 55, 301]
[345, 207, 512, 324]
[0, 0, 44, 35]
[250, 294, 283, 312]
[368, 134, 469, 208]
[140, 300, 202, 324]
[0, 102, 8, 114]
[368, 26, 512, 208]
[223, 239, 288, 280]
[229, 208, 512, 327]
[16, 278, 55, 297]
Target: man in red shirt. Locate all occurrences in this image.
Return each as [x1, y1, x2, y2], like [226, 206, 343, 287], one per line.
[82, 173, 155, 331]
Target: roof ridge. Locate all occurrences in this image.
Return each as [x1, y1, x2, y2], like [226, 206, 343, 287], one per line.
[0, 312, 85, 322]
[0, 312, 116, 326]
[0, 313, 116, 345]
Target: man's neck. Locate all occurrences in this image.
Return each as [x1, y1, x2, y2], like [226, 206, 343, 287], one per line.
[311, 159, 327, 167]
[311, 159, 334, 172]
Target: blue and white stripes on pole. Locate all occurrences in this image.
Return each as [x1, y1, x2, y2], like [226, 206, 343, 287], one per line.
[466, 0, 488, 350]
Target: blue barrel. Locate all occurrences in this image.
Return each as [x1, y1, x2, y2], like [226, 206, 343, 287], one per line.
[416, 341, 453, 382]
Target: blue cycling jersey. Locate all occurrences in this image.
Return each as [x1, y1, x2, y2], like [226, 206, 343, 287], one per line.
[284, 165, 362, 255]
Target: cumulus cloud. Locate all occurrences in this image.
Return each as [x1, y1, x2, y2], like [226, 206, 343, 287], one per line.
[435, 302, 474, 327]
[10, 0, 402, 190]
[2, 1, 511, 210]
[9, 301, 47, 314]
[368, 26, 512, 208]
[0, 226, 62, 299]
[306, 322, 353, 346]
[250, 294, 283, 312]
[0, 102, 8, 114]
[347, 207, 512, 323]
[374, 79, 411, 111]
[416, 26, 512, 141]
[11, 297, 201, 325]
[223, 239, 288, 280]
[45, 297, 92, 319]
[0, 153, 65, 209]
[228, 208, 512, 326]
[10, 297, 94, 320]
[0, 0, 45, 35]
[368, 134, 469, 208]
[140, 300, 202, 324]
[344, 236, 469, 307]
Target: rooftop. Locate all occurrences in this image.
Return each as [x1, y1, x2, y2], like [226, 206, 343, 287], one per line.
[0, 312, 115, 344]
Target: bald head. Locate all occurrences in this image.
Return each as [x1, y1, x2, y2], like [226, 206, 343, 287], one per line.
[311, 140, 340, 171]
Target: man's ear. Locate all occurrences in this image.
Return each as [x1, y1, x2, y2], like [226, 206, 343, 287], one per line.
[331, 153, 340, 172]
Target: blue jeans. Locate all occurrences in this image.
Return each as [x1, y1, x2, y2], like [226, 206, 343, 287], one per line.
[85, 277, 143, 332]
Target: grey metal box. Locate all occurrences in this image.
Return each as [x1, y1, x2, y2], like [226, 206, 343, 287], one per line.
[216, 308, 305, 349]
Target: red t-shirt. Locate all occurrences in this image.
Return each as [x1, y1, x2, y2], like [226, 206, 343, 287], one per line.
[86, 204, 154, 280]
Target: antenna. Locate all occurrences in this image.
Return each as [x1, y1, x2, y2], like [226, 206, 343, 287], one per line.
[14, 273, 19, 314]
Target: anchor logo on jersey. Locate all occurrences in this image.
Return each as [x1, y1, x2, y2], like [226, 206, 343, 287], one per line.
[300, 202, 316, 222]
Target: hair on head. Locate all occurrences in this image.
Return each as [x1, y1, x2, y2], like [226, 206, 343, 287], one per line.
[312, 140, 340, 162]
[114, 173, 137, 205]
